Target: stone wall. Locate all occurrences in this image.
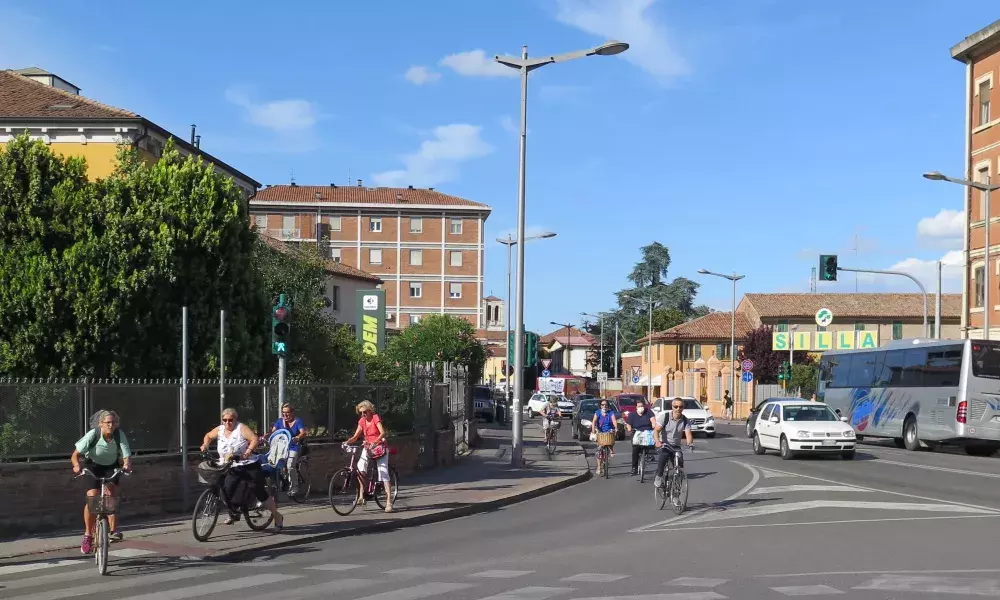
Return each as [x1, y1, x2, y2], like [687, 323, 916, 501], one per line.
[1, 429, 455, 535]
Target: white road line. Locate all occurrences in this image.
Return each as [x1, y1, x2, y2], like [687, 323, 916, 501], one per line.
[384, 567, 440, 576]
[304, 563, 365, 571]
[875, 458, 1000, 479]
[470, 570, 535, 578]
[0, 560, 83, 577]
[759, 468, 799, 478]
[749, 485, 871, 494]
[121, 574, 299, 600]
[354, 582, 476, 600]
[771, 584, 844, 596]
[758, 568, 1000, 578]
[476, 586, 574, 600]
[252, 579, 377, 600]
[724, 462, 760, 501]
[854, 574, 1000, 595]
[108, 548, 159, 558]
[561, 574, 627, 583]
[570, 593, 726, 600]
[0, 569, 94, 592]
[667, 577, 728, 587]
[641, 513, 1000, 532]
[678, 500, 996, 524]
[11, 568, 221, 600]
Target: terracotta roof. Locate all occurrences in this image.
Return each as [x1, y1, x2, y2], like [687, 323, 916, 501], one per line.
[258, 234, 382, 283]
[484, 295, 501, 301]
[743, 293, 962, 319]
[475, 329, 507, 342]
[639, 311, 755, 344]
[0, 70, 137, 119]
[253, 185, 490, 209]
[541, 326, 596, 347]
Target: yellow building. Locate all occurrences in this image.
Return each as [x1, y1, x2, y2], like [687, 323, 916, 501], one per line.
[0, 68, 258, 195]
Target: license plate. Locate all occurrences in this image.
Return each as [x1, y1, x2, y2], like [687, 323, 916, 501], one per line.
[821, 439, 837, 446]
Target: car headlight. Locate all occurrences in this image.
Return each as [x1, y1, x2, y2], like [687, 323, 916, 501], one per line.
[796, 430, 810, 437]
[843, 429, 856, 437]
[706, 416, 715, 423]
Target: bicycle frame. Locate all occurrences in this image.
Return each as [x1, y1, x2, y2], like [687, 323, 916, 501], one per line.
[76, 467, 129, 575]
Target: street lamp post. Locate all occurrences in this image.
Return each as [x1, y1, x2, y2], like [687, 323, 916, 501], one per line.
[697, 270, 745, 416]
[497, 232, 556, 417]
[924, 171, 1000, 340]
[495, 40, 629, 467]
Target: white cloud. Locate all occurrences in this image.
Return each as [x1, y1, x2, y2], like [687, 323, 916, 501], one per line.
[553, 0, 689, 83]
[225, 88, 318, 132]
[372, 124, 493, 188]
[440, 50, 518, 78]
[917, 209, 963, 249]
[828, 250, 964, 293]
[404, 65, 441, 85]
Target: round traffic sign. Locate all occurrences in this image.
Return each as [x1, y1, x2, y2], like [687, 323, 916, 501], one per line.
[541, 369, 551, 377]
[741, 371, 754, 383]
[632, 376, 640, 384]
[741, 359, 754, 372]
[815, 307, 834, 327]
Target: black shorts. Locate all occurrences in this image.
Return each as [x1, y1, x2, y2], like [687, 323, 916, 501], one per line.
[83, 461, 122, 491]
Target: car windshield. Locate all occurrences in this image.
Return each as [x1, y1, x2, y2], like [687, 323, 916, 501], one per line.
[618, 396, 640, 407]
[530, 394, 546, 402]
[473, 387, 491, 399]
[783, 405, 839, 422]
[579, 400, 599, 415]
[681, 399, 702, 410]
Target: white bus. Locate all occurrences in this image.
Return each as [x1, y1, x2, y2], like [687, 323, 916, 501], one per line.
[817, 338, 1000, 456]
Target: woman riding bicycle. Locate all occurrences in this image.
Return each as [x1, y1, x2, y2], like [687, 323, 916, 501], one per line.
[625, 400, 655, 476]
[199, 408, 284, 530]
[71, 410, 132, 555]
[593, 400, 618, 452]
[540, 397, 560, 443]
[344, 400, 394, 513]
[270, 403, 307, 496]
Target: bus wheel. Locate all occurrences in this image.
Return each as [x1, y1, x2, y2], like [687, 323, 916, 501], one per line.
[903, 416, 921, 451]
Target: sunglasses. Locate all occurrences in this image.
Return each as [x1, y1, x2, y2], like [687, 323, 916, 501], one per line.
[222, 418, 235, 423]
[672, 406, 683, 410]
[281, 411, 293, 415]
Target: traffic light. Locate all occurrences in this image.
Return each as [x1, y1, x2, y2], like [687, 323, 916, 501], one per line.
[819, 254, 838, 281]
[784, 362, 792, 381]
[777, 361, 788, 381]
[271, 293, 291, 355]
[526, 332, 539, 366]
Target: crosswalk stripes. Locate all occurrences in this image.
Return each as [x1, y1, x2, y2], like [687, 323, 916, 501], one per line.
[123, 574, 302, 600]
[303, 563, 365, 571]
[475, 587, 574, 600]
[0, 559, 82, 576]
[560, 574, 627, 583]
[108, 548, 160, 558]
[571, 593, 726, 600]
[770, 585, 845, 596]
[9, 568, 223, 600]
[471, 570, 536, 579]
[854, 574, 1000, 595]
[353, 581, 476, 600]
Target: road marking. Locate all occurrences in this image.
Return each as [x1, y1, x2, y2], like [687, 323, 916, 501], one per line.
[470, 570, 535, 579]
[305, 563, 365, 571]
[562, 574, 628, 583]
[772, 584, 844, 596]
[749, 485, 871, 495]
[0, 560, 82, 577]
[668, 500, 996, 525]
[11, 568, 221, 600]
[108, 548, 159, 558]
[667, 577, 728, 587]
[354, 582, 476, 600]
[255, 579, 377, 600]
[875, 458, 1000, 479]
[855, 574, 1000, 595]
[570, 593, 726, 600]
[759, 467, 799, 478]
[475, 586, 574, 600]
[641, 513, 1000, 532]
[0, 568, 93, 592]
[758, 568, 1000, 578]
[384, 567, 441, 576]
[120, 573, 299, 600]
[725, 462, 759, 501]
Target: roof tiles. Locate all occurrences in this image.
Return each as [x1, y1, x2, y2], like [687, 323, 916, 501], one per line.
[0, 70, 137, 120]
[254, 184, 489, 209]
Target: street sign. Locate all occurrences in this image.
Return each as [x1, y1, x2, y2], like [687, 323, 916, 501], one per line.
[596, 372, 608, 383]
[741, 359, 754, 372]
[541, 369, 551, 377]
[541, 359, 552, 370]
[632, 375, 641, 384]
[631, 365, 642, 378]
[741, 371, 754, 383]
[815, 307, 834, 327]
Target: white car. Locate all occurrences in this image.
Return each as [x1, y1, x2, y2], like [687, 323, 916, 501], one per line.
[652, 397, 716, 438]
[526, 393, 574, 418]
[751, 399, 857, 460]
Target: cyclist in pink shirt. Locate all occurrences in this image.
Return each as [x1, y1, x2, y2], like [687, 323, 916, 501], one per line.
[344, 400, 394, 512]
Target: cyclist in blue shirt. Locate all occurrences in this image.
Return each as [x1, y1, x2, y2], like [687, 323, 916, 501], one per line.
[270, 403, 308, 495]
[592, 399, 619, 457]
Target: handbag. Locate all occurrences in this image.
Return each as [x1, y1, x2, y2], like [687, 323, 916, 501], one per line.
[589, 432, 597, 442]
[368, 442, 387, 459]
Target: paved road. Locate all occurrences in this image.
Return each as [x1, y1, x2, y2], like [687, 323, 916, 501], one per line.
[6, 421, 1000, 599]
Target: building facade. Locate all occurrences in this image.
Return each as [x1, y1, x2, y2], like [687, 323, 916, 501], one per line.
[250, 184, 491, 329]
[952, 20, 1000, 338]
[540, 326, 597, 378]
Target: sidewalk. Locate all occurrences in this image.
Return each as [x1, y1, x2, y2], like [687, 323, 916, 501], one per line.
[0, 424, 590, 561]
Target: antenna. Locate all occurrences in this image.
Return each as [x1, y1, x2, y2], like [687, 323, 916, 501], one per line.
[290, 169, 295, 185]
[853, 232, 860, 292]
[810, 267, 817, 293]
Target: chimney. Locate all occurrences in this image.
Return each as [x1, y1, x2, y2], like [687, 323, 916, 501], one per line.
[357, 179, 362, 187]
[314, 191, 322, 201]
[190, 125, 196, 145]
[408, 185, 414, 189]
[330, 183, 337, 188]
[290, 182, 298, 187]
[194, 135, 201, 149]
[428, 187, 435, 191]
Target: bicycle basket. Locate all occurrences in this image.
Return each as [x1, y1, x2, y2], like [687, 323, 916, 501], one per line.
[596, 432, 616, 447]
[196, 460, 228, 485]
[87, 495, 118, 515]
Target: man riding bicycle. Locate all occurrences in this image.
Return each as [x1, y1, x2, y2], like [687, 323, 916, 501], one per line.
[653, 397, 694, 488]
[541, 397, 560, 443]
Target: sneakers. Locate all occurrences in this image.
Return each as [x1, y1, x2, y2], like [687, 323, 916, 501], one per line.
[80, 535, 93, 554]
[109, 530, 123, 542]
[630, 469, 638, 476]
[653, 476, 663, 488]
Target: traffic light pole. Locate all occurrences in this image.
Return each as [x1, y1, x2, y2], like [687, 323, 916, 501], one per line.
[278, 355, 286, 410]
[838, 267, 929, 338]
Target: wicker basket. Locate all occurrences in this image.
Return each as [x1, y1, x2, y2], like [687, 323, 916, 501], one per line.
[87, 495, 118, 516]
[596, 432, 616, 447]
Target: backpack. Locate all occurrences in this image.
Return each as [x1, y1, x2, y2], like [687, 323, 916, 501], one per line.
[86, 411, 122, 454]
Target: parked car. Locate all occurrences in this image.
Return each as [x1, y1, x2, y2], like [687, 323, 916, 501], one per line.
[493, 388, 510, 423]
[572, 393, 597, 405]
[612, 394, 645, 439]
[652, 397, 715, 438]
[750, 399, 857, 460]
[572, 398, 620, 440]
[525, 393, 574, 418]
[473, 385, 495, 422]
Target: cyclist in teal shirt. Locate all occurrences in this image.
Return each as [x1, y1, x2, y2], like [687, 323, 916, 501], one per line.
[71, 410, 132, 554]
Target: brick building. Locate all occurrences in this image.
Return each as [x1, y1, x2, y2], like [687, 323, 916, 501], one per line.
[250, 183, 491, 329]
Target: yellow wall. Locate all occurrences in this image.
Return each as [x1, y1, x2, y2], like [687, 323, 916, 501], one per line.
[484, 354, 507, 385]
[3, 141, 157, 180]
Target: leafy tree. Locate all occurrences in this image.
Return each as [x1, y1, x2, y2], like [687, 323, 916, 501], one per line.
[790, 364, 818, 398]
[627, 241, 671, 287]
[389, 314, 486, 381]
[737, 325, 814, 384]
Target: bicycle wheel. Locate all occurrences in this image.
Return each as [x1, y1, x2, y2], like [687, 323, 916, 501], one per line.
[546, 429, 556, 456]
[655, 471, 668, 510]
[95, 517, 109, 575]
[638, 450, 646, 483]
[328, 469, 358, 516]
[374, 468, 399, 509]
[290, 461, 312, 503]
[600, 448, 609, 479]
[243, 491, 274, 531]
[192, 488, 221, 542]
[670, 469, 689, 515]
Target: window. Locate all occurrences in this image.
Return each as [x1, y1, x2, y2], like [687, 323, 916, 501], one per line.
[715, 343, 731, 359]
[450, 251, 463, 267]
[760, 404, 774, 422]
[370, 217, 382, 233]
[847, 352, 876, 388]
[891, 321, 903, 340]
[449, 283, 462, 299]
[330, 248, 342, 263]
[901, 348, 927, 387]
[830, 354, 853, 388]
[329, 216, 342, 231]
[410, 314, 422, 324]
[410, 249, 422, 266]
[980, 80, 991, 125]
[331, 285, 340, 311]
[972, 341, 1000, 379]
[254, 215, 267, 229]
[817, 324, 827, 332]
[979, 167, 990, 220]
[975, 265, 985, 308]
[409, 282, 422, 298]
[410, 216, 422, 233]
[854, 322, 865, 331]
[369, 248, 382, 264]
[681, 343, 700, 360]
[656, 344, 660, 361]
[925, 347, 963, 387]
[449, 218, 462, 234]
[282, 215, 295, 233]
[776, 321, 788, 333]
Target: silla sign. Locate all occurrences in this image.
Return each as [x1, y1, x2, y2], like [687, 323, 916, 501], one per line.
[772, 330, 879, 352]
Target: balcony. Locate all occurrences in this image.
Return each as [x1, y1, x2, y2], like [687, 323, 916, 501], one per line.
[268, 228, 302, 240]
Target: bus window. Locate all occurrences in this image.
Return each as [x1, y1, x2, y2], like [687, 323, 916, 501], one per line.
[884, 350, 905, 385]
[872, 351, 892, 387]
[925, 346, 963, 386]
[818, 357, 833, 385]
[971, 342, 1000, 379]
[847, 352, 876, 388]
[831, 354, 854, 388]
[901, 348, 927, 387]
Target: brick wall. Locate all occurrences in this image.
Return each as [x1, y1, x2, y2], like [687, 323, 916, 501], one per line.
[2, 429, 454, 535]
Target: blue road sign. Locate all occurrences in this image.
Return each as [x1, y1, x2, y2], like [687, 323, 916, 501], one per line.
[741, 371, 754, 383]
[632, 375, 641, 384]
[541, 369, 551, 377]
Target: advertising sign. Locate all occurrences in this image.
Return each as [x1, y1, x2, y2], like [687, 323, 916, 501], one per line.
[771, 329, 879, 352]
[356, 289, 386, 356]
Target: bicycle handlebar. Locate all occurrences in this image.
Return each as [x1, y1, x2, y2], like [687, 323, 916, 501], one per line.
[75, 467, 131, 481]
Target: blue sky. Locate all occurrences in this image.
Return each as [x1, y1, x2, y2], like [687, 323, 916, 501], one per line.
[0, 1, 986, 334]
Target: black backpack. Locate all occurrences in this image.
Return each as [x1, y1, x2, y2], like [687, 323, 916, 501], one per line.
[87, 427, 123, 454]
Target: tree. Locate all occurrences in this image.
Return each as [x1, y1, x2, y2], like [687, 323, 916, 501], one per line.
[737, 325, 814, 384]
[790, 364, 818, 398]
[389, 315, 486, 381]
[627, 242, 671, 287]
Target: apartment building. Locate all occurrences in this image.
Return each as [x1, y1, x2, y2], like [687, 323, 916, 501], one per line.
[250, 183, 491, 328]
[952, 20, 1000, 337]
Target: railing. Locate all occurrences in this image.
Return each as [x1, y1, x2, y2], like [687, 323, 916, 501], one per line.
[267, 228, 302, 240]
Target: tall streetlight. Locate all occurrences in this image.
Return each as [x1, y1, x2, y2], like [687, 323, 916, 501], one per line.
[581, 311, 604, 391]
[620, 290, 655, 406]
[924, 170, 1000, 339]
[497, 232, 556, 414]
[697, 270, 745, 415]
[496, 40, 629, 467]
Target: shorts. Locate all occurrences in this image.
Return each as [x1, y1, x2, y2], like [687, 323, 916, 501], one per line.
[357, 448, 390, 482]
[82, 461, 122, 491]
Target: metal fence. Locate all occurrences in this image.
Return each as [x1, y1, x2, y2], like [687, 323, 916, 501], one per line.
[0, 378, 413, 462]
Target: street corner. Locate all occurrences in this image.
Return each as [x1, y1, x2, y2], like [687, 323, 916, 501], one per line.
[629, 459, 1000, 534]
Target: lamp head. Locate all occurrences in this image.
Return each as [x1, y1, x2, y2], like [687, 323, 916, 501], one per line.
[593, 41, 629, 56]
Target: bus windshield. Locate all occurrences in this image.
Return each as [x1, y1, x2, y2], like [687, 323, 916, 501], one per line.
[971, 342, 1000, 379]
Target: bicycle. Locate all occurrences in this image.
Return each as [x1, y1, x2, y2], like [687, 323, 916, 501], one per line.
[594, 431, 615, 479]
[259, 438, 312, 504]
[543, 417, 560, 456]
[654, 444, 692, 514]
[328, 443, 399, 516]
[631, 430, 656, 483]
[191, 453, 274, 542]
[75, 467, 130, 576]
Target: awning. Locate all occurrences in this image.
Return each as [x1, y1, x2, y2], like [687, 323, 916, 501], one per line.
[637, 375, 662, 386]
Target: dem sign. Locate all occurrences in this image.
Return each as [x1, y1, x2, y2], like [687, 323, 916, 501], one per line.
[356, 290, 386, 356]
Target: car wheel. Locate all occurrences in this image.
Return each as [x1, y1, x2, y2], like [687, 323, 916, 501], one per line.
[780, 435, 794, 460]
[841, 450, 856, 460]
[752, 433, 766, 455]
[745, 420, 753, 438]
